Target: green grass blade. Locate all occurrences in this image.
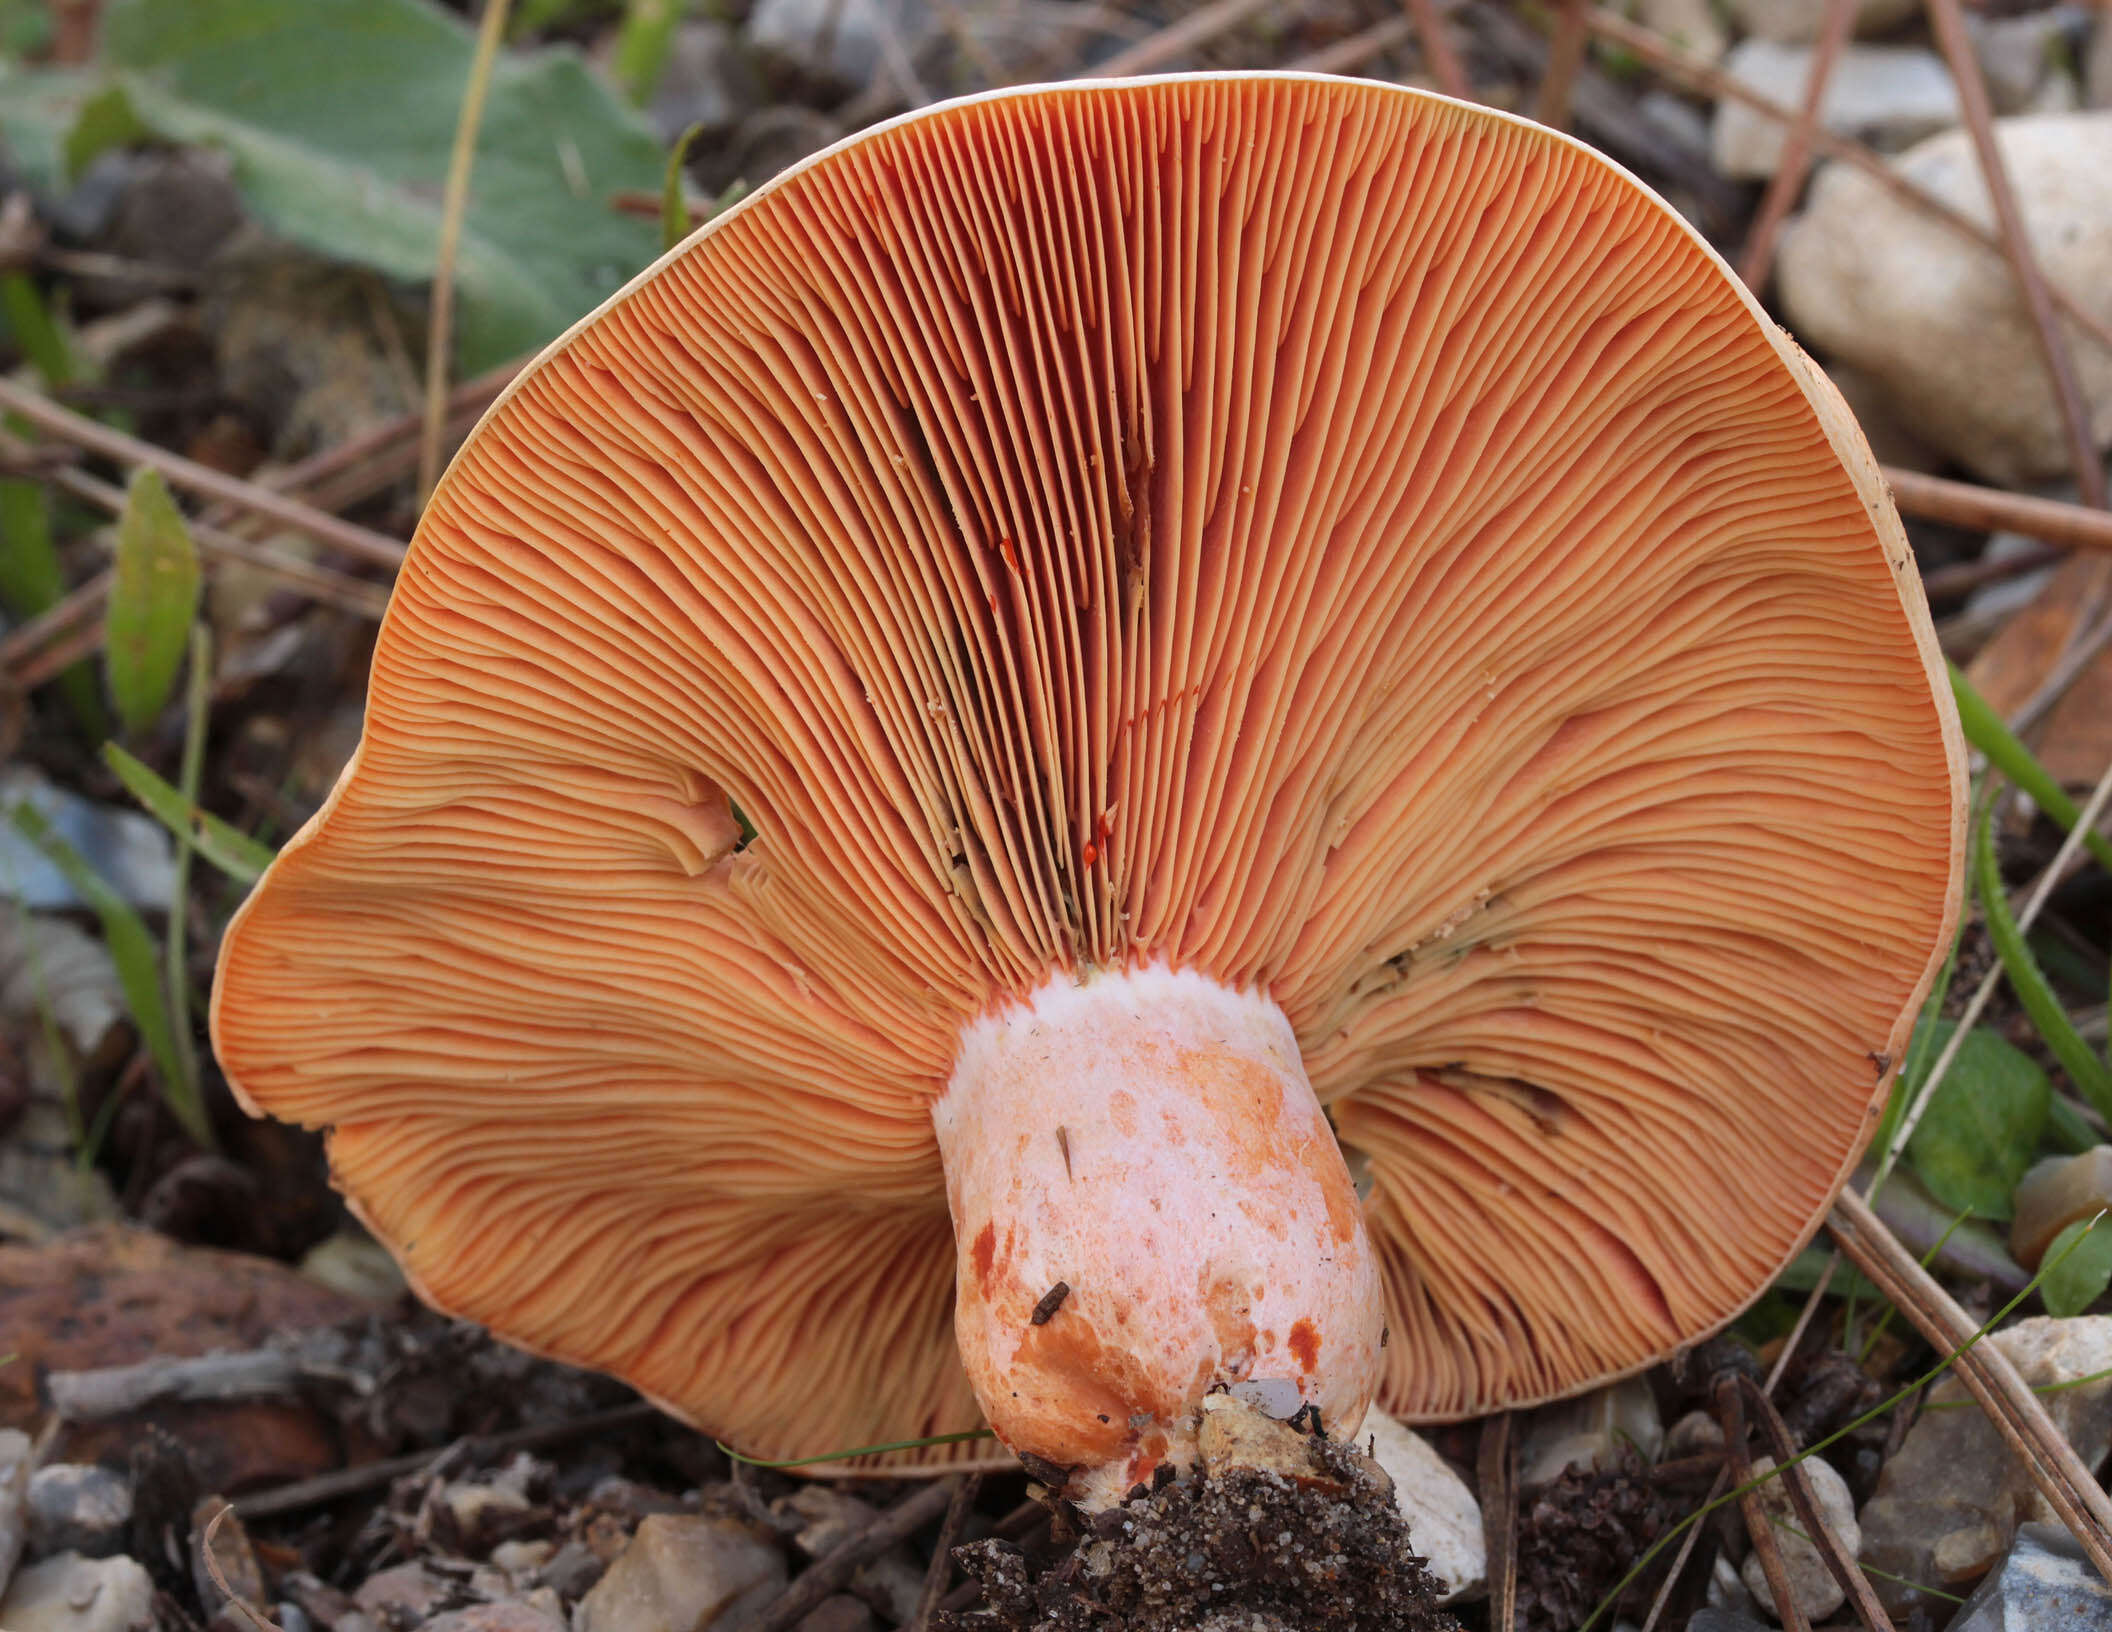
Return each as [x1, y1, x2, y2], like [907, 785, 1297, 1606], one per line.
[715, 1428, 996, 1468]
[6, 801, 213, 1148]
[101, 743, 275, 885]
[1951, 662, 2112, 874]
[161, 623, 211, 1123]
[0, 475, 107, 737]
[1580, 1211, 2108, 1629]
[1974, 797, 2112, 1119]
[613, 0, 683, 104]
[662, 121, 703, 252]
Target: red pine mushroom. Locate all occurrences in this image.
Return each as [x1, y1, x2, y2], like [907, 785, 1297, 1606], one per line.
[212, 74, 1964, 1505]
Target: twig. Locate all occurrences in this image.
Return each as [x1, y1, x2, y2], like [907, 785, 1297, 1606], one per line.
[1534, 0, 1590, 129]
[1287, 15, 1414, 74]
[1923, 0, 2106, 513]
[1738, 1378, 1894, 1632]
[871, 0, 932, 108]
[1642, 1240, 1839, 1632]
[420, 0, 515, 502]
[1077, 0, 1277, 77]
[909, 1472, 981, 1632]
[245, 358, 520, 519]
[1399, 0, 1473, 99]
[1885, 468, 2112, 553]
[200, 1506, 283, 1632]
[0, 568, 110, 678]
[10, 617, 105, 692]
[1828, 1189, 2112, 1579]
[1476, 1412, 1517, 1632]
[1738, 0, 1855, 289]
[232, 1402, 661, 1520]
[750, 1480, 959, 1632]
[0, 375, 406, 568]
[1583, 5, 2112, 360]
[2010, 608, 2112, 735]
[1474, 4, 1743, 228]
[1716, 1375, 1810, 1632]
[47, 464, 392, 621]
[51, 1349, 299, 1420]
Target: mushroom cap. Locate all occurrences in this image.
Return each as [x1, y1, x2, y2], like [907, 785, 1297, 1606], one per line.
[211, 73, 1963, 1466]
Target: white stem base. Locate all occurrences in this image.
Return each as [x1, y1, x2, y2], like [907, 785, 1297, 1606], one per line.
[933, 963, 1384, 1505]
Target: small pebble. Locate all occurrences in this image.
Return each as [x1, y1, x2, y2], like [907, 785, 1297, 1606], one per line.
[1948, 1522, 2112, 1630]
[25, 1467, 132, 1562]
[572, 1515, 785, 1632]
[2012, 1149, 2112, 1268]
[0, 1552, 154, 1632]
[1739, 1456, 1858, 1622]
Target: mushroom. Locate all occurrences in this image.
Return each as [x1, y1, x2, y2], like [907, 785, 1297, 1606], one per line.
[211, 74, 1963, 1505]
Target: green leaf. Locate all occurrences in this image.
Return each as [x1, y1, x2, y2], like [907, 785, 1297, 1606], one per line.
[2042, 1216, 2112, 1317]
[612, 0, 684, 104]
[0, 478, 107, 736]
[62, 81, 151, 181]
[104, 468, 201, 735]
[1904, 1018, 2050, 1221]
[1973, 797, 2112, 1119]
[101, 743, 276, 885]
[58, 0, 667, 373]
[0, 270, 73, 385]
[0, 478, 63, 619]
[6, 801, 211, 1147]
[1951, 662, 2112, 876]
[662, 121, 702, 252]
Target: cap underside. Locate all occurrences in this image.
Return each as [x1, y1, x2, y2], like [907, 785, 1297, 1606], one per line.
[213, 74, 1962, 1464]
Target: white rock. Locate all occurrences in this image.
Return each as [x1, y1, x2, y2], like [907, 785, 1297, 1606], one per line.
[1726, 0, 1920, 45]
[0, 914, 122, 1055]
[1712, 41, 1960, 178]
[0, 1430, 29, 1596]
[1639, 90, 1714, 161]
[1778, 113, 2112, 485]
[0, 1554, 154, 1632]
[1965, 7, 2086, 115]
[1360, 1409, 1485, 1604]
[1967, 532, 2061, 622]
[1739, 1455, 1859, 1622]
[745, 0, 932, 88]
[573, 1515, 785, 1632]
[1518, 1375, 1663, 1489]
[644, 22, 763, 147]
[25, 1465, 132, 1562]
[1859, 1316, 2112, 1614]
[298, 1229, 408, 1304]
[1639, 0, 1727, 62]
[0, 770, 175, 915]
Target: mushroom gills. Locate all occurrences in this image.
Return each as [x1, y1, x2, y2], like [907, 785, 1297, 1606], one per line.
[934, 963, 1384, 1507]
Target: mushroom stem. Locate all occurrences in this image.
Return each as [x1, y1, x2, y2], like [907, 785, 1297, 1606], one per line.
[933, 964, 1384, 1507]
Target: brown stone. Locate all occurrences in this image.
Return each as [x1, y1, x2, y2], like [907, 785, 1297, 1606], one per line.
[424, 1605, 570, 1632]
[794, 1596, 875, 1632]
[0, 1225, 363, 1488]
[1195, 1394, 1341, 1491]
